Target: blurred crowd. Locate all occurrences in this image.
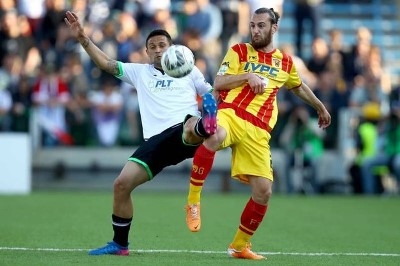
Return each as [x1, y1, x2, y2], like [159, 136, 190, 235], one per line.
[0, 0, 398, 193]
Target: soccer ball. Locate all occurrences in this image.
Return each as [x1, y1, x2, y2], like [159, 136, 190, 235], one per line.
[161, 45, 195, 78]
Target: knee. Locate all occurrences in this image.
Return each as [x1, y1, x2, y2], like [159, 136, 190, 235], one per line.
[253, 184, 272, 205]
[183, 116, 204, 136]
[263, 187, 273, 202]
[183, 118, 195, 135]
[183, 117, 203, 144]
[203, 128, 226, 151]
[113, 175, 133, 195]
[203, 134, 221, 151]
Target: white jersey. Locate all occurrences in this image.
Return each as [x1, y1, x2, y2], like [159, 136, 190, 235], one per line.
[116, 62, 212, 139]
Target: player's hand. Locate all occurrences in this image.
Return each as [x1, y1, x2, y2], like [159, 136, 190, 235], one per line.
[247, 73, 266, 95]
[64, 11, 85, 39]
[317, 109, 331, 129]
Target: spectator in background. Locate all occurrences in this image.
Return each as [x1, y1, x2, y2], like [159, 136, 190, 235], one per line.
[193, 0, 223, 44]
[216, 0, 250, 53]
[110, 0, 130, 13]
[359, 89, 400, 195]
[0, 0, 16, 11]
[139, 0, 171, 21]
[98, 18, 118, 61]
[348, 74, 389, 116]
[65, 88, 93, 146]
[89, 77, 123, 147]
[0, 8, 42, 78]
[60, 52, 89, 97]
[279, 104, 326, 193]
[70, 0, 87, 21]
[178, 29, 203, 55]
[349, 102, 381, 194]
[328, 29, 346, 55]
[116, 12, 144, 63]
[271, 42, 318, 147]
[10, 75, 33, 132]
[177, 0, 211, 40]
[0, 53, 24, 94]
[119, 83, 142, 145]
[307, 37, 330, 77]
[0, 70, 12, 131]
[326, 29, 347, 95]
[348, 43, 390, 115]
[176, 0, 223, 71]
[32, 63, 71, 146]
[293, 0, 323, 59]
[342, 26, 373, 86]
[61, 53, 93, 146]
[327, 29, 346, 68]
[86, 0, 112, 29]
[153, 8, 179, 40]
[40, 0, 68, 61]
[280, 43, 317, 89]
[194, 53, 214, 84]
[17, 0, 46, 42]
[179, 29, 214, 82]
[193, 0, 223, 66]
[137, 0, 172, 37]
[114, 12, 144, 144]
[365, 45, 391, 96]
[313, 70, 349, 148]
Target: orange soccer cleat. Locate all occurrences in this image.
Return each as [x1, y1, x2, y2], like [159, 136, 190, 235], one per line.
[227, 243, 266, 260]
[185, 203, 201, 232]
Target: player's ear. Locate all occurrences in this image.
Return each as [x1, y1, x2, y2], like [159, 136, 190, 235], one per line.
[272, 24, 278, 34]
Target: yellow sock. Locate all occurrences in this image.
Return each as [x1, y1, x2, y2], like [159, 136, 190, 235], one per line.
[187, 183, 203, 204]
[231, 229, 252, 251]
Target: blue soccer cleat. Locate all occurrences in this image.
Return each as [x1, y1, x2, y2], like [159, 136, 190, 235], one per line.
[201, 92, 217, 135]
[88, 241, 129, 256]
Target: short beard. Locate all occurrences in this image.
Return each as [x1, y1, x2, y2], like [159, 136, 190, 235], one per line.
[251, 30, 273, 50]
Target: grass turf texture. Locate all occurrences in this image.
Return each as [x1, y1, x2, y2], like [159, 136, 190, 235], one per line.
[0, 192, 399, 266]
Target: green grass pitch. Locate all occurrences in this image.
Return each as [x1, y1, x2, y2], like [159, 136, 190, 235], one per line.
[0, 191, 399, 265]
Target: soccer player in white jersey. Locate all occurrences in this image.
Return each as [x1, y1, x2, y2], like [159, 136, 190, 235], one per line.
[64, 11, 217, 256]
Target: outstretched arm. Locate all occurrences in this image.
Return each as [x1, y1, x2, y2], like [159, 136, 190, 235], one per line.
[290, 83, 331, 129]
[64, 11, 119, 76]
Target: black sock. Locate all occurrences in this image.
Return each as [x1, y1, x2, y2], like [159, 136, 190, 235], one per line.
[195, 118, 209, 138]
[112, 214, 132, 247]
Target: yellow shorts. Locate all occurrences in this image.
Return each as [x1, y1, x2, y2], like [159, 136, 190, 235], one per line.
[217, 108, 274, 183]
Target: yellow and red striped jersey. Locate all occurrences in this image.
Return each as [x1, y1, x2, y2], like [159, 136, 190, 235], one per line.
[216, 43, 302, 132]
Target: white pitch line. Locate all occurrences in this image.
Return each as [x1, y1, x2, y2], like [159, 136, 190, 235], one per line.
[0, 247, 399, 257]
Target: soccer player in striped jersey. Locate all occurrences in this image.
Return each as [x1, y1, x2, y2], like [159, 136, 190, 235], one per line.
[64, 11, 217, 256]
[185, 7, 331, 260]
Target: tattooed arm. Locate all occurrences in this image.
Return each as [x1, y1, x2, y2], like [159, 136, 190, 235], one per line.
[64, 11, 119, 76]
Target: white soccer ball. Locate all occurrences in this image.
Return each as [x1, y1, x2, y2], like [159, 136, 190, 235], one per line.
[161, 45, 195, 78]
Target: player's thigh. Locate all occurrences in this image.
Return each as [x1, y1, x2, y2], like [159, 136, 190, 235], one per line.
[232, 127, 273, 180]
[131, 124, 198, 178]
[116, 160, 149, 190]
[218, 109, 246, 149]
